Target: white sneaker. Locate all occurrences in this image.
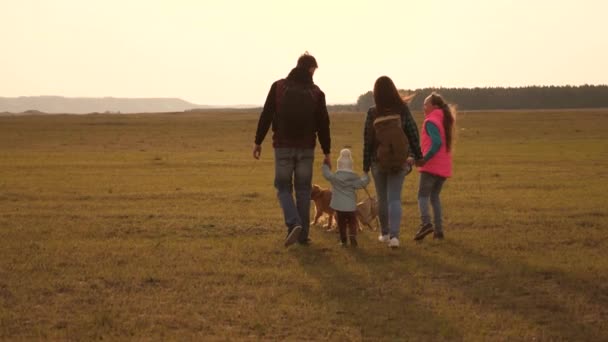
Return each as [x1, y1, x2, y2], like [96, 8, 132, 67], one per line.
[389, 237, 400, 248]
[378, 234, 390, 243]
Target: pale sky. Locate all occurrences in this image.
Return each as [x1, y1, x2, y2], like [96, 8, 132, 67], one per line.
[1, 0, 607, 106]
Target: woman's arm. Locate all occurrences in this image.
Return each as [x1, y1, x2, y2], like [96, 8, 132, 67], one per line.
[363, 108, 374, 172]
[401, 105, 423, 160]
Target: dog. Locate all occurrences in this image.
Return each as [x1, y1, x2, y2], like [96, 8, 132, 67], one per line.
[311, 184, 336, 230]
[356, 195, 379, 231]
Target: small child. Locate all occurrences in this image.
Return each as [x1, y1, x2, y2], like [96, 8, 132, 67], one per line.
[414, 92, 455, 241]
[322, 149, 370, 246]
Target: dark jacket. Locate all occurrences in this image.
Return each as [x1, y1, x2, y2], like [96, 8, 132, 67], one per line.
[363, 104, 423, 172]
[254, 67, 331, 154]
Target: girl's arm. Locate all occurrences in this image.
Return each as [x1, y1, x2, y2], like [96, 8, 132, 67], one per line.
[322, 164, 335, 182]
[401, 105, 423, 160]
[353, 174, 371, 190]
[423, 122, 443, 161]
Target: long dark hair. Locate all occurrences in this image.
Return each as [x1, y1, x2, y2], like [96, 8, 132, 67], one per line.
[373, 76, 406, 115]
[427, 92, 456, 152]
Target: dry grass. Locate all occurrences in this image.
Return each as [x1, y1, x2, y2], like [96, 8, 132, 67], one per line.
[0, 110, 607, 340]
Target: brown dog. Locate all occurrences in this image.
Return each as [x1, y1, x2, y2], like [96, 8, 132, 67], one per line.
[311, 184, 335, 230]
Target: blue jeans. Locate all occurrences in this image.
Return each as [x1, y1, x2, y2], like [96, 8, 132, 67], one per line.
[274, 148, 315, 242]
[418, 172, 446, 233]
[371, 164, 407, 238]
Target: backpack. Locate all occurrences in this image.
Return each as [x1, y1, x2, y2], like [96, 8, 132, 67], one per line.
[373, 109, 410, 173]
[275, 80, 317, 138]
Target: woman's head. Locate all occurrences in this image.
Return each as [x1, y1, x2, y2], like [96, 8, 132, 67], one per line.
[424, 92, 456, 151]
[373, 76, 405, 114]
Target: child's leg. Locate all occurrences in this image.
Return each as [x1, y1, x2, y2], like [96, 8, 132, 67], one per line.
[430, 177, 446, 233]
[336, 211, 348, 243]
[347, 212, 358, 236]
[418, 173, 435, 226]
[347, 212, 358, 246]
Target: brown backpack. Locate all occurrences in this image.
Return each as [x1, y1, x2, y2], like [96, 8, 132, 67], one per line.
[373, 110, 410, 173]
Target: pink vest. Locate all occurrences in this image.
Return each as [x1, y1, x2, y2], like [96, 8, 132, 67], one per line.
[419, 109, 452, 178]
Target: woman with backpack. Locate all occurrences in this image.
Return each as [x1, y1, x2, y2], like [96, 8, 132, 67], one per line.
[362, 76, 424, 248]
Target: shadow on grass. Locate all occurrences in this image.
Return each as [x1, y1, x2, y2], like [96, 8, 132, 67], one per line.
[292, 242, 463, 341]
[405, 239, 607, 340]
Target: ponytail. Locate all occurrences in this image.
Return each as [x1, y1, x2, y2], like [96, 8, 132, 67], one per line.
[429, 92, 456, 152]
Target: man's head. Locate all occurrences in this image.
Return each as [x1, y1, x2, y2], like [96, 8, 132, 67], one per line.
[297, 52, 318, 75]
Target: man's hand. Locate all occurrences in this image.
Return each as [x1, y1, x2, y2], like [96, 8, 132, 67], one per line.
[253, 144, 262, 160]
[323, 154, 332, 169]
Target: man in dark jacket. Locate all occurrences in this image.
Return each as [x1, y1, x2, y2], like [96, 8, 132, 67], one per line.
[253, 53, 331, 247]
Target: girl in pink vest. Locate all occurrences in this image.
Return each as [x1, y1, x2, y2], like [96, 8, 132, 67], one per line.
[414, 93, 456, 241]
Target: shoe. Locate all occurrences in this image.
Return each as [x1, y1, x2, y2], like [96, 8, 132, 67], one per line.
[349, 236, 358, 247]
[284, 226, 302, 247]
[433, 231, 444, 240]
[339, 241, 348, 248]
[378, 234, 390, 243]
[414, 223, 434, 241]
[298, 238, 312, 246]
[389, 237, 400, 248]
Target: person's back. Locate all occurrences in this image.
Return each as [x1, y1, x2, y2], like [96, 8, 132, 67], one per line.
[252, 52, 332, 248]
[361, 76, 424, 249]
[322, 149, 369, 246]
[414, 92, 456, 241]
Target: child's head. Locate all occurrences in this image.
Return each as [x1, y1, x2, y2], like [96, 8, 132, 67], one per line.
[424, 92, 457, 152]
[337, 149, 354, 172]
[424, 92, 448, 115]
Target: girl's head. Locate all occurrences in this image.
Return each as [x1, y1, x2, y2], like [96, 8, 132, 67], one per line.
[337, 148, 354, 172]
[373, 76, 406, 114]
[424, 92, 456, 152]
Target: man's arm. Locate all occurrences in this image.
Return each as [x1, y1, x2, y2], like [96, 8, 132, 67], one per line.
[253, 82, 278, 159]
[254, 82, 277, 146]
[315, 90, 332, 167]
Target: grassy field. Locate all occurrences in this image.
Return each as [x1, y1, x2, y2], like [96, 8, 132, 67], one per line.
[0, 109, 607, 340]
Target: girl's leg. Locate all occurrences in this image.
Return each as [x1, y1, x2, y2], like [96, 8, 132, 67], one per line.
[371, 166, 389, 236]
[347, 212, 358, 246]
[430, 177, 447, 233]
[386, 170, 406, 239]
[418, 172, 435, 227]
[336, 211, 348, 243]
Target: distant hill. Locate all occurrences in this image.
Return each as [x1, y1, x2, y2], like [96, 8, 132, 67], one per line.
[0, 96, 211, 114]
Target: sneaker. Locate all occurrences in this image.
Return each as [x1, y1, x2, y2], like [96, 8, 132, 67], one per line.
[284, 226, 302, 247]
[389, 237, 400, 248]
[298, 238, 312, 246]
[349, 236, 358, 247]
[378, 234, 390, 243]
[433, 231, 444, 240]
[414, 223, 434, 241]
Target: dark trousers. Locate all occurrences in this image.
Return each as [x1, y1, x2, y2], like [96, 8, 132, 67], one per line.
[336, 211, 358, 243]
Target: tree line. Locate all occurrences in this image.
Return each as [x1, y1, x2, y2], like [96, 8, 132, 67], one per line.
[329, 85, 608, 112]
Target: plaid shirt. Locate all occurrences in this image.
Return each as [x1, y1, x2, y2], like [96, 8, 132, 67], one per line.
[363, 105, 423, 172]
